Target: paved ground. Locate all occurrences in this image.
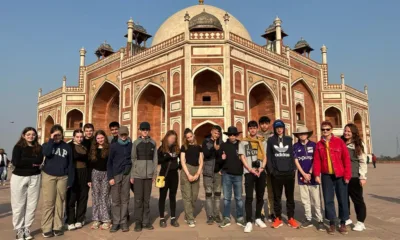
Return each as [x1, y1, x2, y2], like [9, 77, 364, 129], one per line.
[1, 163, 399, 240]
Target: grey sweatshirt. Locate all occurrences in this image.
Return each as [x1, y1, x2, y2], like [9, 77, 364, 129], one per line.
[130, 137, 158, 179]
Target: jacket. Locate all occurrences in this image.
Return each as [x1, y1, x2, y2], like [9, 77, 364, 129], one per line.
[346, 142, 367, 180]
[107, 141, 132, 180]
[313, 134, 351, 181]
[202, 137, 223, 177]
[157, 145, 179, 176]
[220, 140, 243, 176]
[131, 137, 158, 179]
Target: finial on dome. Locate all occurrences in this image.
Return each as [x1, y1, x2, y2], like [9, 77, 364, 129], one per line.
[223, 12, 230, 23]
[199, 0, 204, 5]
[184, 11, 190, 21]
[128, 17, 133, 23]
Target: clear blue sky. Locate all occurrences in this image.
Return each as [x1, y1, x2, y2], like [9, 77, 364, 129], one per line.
[0, 0, 398, 157]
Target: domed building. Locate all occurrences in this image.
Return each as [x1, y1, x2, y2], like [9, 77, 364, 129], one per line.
[36, 1, 373, 153]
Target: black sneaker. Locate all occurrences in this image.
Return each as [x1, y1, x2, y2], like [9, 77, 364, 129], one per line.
[134, 222, 142, 232]
[110, 224, 120, 233]
[214, 215, 222, 223]
[121, 223, 129, 232]
[317, 222, 325, 231]
[53, 230, 63, 236]
[207, 216, 214, 225]
[171, 218, 180, 227]
[301, 220, 313, 229]
[143, 224, 154, 230]
[219, 217, 231, 228]
[42, 231, 54, 238]
[160, 219, 167, 228]
[267, 214, 276, 223]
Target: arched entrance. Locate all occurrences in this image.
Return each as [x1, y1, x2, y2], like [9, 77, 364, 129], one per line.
[44, 116, 54, 143]
[66, 109, 83, 130]
[249, 83, 275, 123]
[92, 82, 120, 135]
[325, 107, 342, 128]
[193, 69, 222, 106]
[194, 123, 214, 145]
[354, 113, 363, 140]
[137, 85, 165, 145]
[295, 103, 305, 125]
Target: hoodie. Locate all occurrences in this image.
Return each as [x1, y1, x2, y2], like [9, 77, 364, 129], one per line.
[107, 140, 132, 180]
[202, 137, 223, 177]
[130, 136, 158, 179]
[267, 120, 295, 175]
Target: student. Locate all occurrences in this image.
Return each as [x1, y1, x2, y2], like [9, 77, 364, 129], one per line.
[66, 129, 89, 230]
[180, 128, 203, 228]
[11, 127, 43, 240]
[131, 122, 158, 232]
[82, 123, 95, 151]
[293, 126, 324, 231]
[219, 126, 246, 228]
[313, 121, 351, 235]
[88, 130, 111, 230]
[202, 125, 223, 225]
[257, 116, 275, 222]
[41, 125, 74, 238]
[157, 130, 180, 228]
[239, 121, 267, 233]
[0, 148, 9, 186]
[267, 120, 299, 229]
[341, 123, 367, 231]
[108, 126, 132, 233]
[108, 121, 120, 144]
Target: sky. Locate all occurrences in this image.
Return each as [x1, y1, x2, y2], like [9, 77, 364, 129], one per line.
[0, 0, 399, 157]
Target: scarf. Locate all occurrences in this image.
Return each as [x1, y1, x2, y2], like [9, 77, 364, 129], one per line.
[118, 138, 131, 145]
[242, 136, 265, 161]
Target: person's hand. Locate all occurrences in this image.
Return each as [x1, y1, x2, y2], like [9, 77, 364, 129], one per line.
[50, 132, 57, 139]
[214, 141, 220, 150]
[315, 176, 321, 184]
[222, 151, 226, 160]
[360, 179, 367, 187]
[188, 174, 194, 182]
[251, 169, 259, 177]
[302, 173, 311, 182]
[344, 179, 350, 184]
[88, 182, 92, 188]
[193, 173, 200, 181]
[109, 179, 115, 186]
[130, 178, 134, 184]
[218, 171, 222, 175]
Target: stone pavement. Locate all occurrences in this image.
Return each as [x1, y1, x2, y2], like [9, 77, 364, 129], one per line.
[1, 164, 399, 240]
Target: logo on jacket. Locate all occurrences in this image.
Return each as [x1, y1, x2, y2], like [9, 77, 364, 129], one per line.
[274, 142, 290, 157]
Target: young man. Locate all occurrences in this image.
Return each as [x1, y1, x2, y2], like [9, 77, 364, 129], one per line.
[313, 121, 351, 235]
[202, 125, 223, 225]
[82, 123, 95, 151]
[131, 122, 158, 232]
[219, 126, 246, 228]
[257, 116, 275, 222]
[108, 122, 120, 144]
[107, 126, 132, 233]
[293, 126, 324, 231]
[239, 121, 267, 233]
[267, 120, 299, 229]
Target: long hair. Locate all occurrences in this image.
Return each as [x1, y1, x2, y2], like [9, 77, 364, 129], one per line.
[16, 127, 41, 155]
[161, 130, 180, 153]
[89, 130, 109, 161]
[341, 123, 364, 156]
[182, 128, 197, 150]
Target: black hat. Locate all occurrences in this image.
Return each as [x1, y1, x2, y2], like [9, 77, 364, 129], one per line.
[139, 122, 151, 130]
[223, 126, 242, 135]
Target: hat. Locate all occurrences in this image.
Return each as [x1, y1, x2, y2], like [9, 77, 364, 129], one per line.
[119, 126, 129, 135]
[223, 126, 242, 135]
[293, 126, 313, 138]
[139, 122, 151, 130]
[273, 120, 285, 129]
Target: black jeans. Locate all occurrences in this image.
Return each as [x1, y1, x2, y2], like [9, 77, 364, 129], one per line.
[321, 174, 349, 225]
[244, 172, 266, 222]
[348, 177, 367, 222]
[66, 168, 89, 224]
[159, 171, 179, 218]
[271, 172, 295, 219]
[134, 178, 153, 224]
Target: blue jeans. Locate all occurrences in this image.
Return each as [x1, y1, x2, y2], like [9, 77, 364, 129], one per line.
[0, 166, 6, 181]
[321, 174, 349, 224]
[222, 173, 244, 219]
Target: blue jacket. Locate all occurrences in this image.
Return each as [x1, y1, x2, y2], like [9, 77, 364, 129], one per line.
[107, 141, 132, 180]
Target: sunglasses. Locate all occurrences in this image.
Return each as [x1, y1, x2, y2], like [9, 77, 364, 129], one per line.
[140, 129, 150, 131]
[321, 128, 331, 132]
[227, 134, 239, 137]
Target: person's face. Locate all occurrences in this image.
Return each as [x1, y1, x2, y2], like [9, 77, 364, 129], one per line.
[74, 133, 84, 144]
[343, 126, 352, 140]
[248, 126, 258, 137]
[96, 134, 105, 145]
[321, 125, 332, 137]
[298, 133, 308, 141]
[167, 134, 176, 146]
[186, 132, 194, 143]
[260, 122, 270, 132]
[228, 134, 238, 142]
[0, 149, 3, 154]
[23, 130, 37, 143]
[276, 127, 284, 135]
[211, 129, 220, 140]
[119, 133, 128, 141]
[53, 130, 62, 143]
[84, 128, 94, 138]
[140, 129, 149, 137]
[110, 127, 119, 137]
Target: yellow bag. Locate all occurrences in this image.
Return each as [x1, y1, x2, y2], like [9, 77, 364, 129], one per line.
[156, 176, 165, 188]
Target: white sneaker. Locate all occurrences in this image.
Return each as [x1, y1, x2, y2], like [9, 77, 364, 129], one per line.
[345, 219, 353, 226]
[244, 222, 253, 233]
[75, 222, 83, 229]
[68, 224, 76, 231]
[255, 218, 267, 228]
[352, 221, 366, 231]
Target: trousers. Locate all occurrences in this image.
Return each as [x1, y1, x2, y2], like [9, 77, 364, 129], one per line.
[159, 171, 179, 218]
[66, 168, 89, 224]
[203, 173, 222, 218]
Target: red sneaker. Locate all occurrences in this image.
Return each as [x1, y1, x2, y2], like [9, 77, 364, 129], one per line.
[288, 218, 300, 229]
[271, 218, 283, 229]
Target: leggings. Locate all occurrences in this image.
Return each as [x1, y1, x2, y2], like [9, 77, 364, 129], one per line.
[159, 171, 179, 218]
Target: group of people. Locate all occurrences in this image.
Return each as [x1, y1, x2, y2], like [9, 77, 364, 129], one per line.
[9, 115, 370, 240]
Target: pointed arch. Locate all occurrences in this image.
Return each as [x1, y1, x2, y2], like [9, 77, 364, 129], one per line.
[247, 81, 278, 123]
[354, 112, 364, 140]
[193, 120, 220, 145]
[193, 68, 222, 106]
[66, 109, 84, 130]
[324, 106, 342, 128]
[44, 115, 55, 143]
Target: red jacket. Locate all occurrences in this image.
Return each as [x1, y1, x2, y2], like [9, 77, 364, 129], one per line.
[313, 135, 351, 181]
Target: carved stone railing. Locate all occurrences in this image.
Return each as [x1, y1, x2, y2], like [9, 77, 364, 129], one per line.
[345, 85, 368, 100]
[122, 33, 185, 68]
[190, 31, 224, 40]
[86, 51, 120, 72]
[321, 64, 328, 85]
[39, 87, 62, 102]
[325, 84, 343, 90]
[289, 50, 321, 69]
[66, 87, 83, 92]
[229, 32, 288, 65]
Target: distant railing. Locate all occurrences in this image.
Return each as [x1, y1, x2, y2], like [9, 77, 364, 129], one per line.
[289, 50, 321, 69]
[86, 51, 120, 72]
[39, 87, 62, 102]
[193, 101, 222, 106]
[325, 84, 343, 90]
[345, 85, 368, 100]
[65, 87, 83, 92]
[190, 31, 224, 40]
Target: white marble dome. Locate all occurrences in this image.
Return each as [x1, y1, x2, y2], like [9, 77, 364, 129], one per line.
[152, 4, 252, 46]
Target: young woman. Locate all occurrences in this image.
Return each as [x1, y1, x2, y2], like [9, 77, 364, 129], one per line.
[158, 130, 180, 228]
[66, 129, 89, 230]
[88, 130, 111, 230]
[11, 127, 43, 240]
[180, 128, 203, 228]
[342, 123, 368, 232]
[41, 125, 74, 238]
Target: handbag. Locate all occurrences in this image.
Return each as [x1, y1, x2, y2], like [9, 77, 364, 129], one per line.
[156, 158, 172, 188]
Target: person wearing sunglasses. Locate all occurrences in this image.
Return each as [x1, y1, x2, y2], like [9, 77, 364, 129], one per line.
[313, 121, 351, 235]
